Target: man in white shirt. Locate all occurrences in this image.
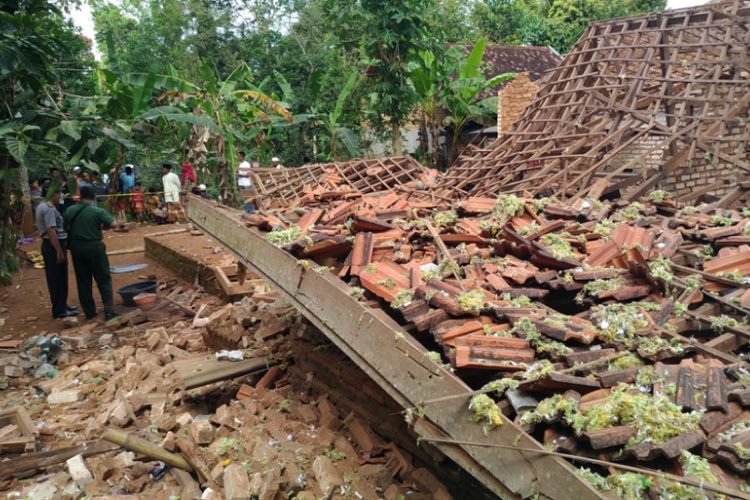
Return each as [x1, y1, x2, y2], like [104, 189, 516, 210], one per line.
[271, 157, 284, 169]
[237, 151, 257, 213]
[237, 151, 252, 189]
[161, 163, 186, 222]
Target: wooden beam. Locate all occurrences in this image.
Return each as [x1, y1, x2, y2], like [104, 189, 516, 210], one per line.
[0, 440, 118, 479]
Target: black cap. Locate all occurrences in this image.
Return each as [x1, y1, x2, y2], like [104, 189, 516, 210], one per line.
[80, 185, 96, 200]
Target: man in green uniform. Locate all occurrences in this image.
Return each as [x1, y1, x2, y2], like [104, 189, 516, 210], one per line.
[64, 185, 120, 321]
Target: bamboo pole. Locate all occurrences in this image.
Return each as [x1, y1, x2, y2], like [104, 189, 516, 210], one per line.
[107, 246, 145, 256]
[144, 227, 190, 238]
[102, 428, 193, 472]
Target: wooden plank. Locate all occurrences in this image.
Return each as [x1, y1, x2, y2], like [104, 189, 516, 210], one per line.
[212, 265, 255, 299]
[172, 355, 272, 389]
[106, 246, 145, 256]
[0, 407, 35, 454]
[0, 440, 118, 479]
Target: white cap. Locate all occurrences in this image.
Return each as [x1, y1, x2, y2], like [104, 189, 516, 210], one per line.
[271, 157, 280, 162]
[73, 166, 81, 172]
[198, 184, 207, 190]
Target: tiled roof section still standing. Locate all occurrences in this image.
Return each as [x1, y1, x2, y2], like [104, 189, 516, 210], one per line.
[480, 44, 562, 84]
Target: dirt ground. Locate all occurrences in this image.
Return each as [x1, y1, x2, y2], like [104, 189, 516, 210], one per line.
[1, 222, 229, 340]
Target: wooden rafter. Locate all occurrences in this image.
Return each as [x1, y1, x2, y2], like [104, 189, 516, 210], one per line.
[439, 0, 750, 203]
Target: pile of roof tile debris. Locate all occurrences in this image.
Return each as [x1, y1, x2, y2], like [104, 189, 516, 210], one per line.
[0, 280, 454, 499]
[244, 184, 750, 497]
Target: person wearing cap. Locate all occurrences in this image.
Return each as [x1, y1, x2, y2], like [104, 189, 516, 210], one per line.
[161, 163, 186, 222]
[64, 185, 120, 321]
[197, 184, 209, 199]
[36, 181, 77, 319]
[271, 157, 284, 169]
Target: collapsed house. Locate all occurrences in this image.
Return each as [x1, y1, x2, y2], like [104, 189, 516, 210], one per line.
[187, 2, 750, 498]
[443, 0, 750, 206]
[6, 2, 749, 499]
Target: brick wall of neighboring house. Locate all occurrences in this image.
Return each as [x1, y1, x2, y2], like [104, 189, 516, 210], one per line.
[605, 92, 748, 200]
[656, 82, 748, 199]
[497, 73, 539, 133]
[608, 134, 667, 180]
[661, 150, 739, 199]
[607, 134, 741, 200]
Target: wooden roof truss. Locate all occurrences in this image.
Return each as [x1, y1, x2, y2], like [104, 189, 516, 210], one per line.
[252, 156, 439, 209]
[442, 0, 750, 202]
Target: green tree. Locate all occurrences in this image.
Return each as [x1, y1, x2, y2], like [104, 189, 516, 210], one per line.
[471, 0, 538, 46]
[442, 40, 515, 164]
[142, 62, 293, 200]
[409, 49, 447, 167]
[471, 0, 666, 53]
[433, 0, 477, 43]
[0, 0, 92, 282]
[92, 0, 241, 81]
[321, 72, 361, 160]
[355, 0, 435, 154]
[409, 40, 515, 167]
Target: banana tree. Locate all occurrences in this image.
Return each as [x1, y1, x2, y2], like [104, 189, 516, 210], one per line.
[1, 0, 70, 242]
[272, 68, 360, 162]
[409, 49, 447, 168]
[30, 65, 197, 191]
[322, 72, 360, 160]
[442, 39, 516, 164]
[139, 62, 293, 201]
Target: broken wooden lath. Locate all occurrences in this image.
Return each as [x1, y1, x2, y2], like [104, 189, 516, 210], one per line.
[252, 156, 441, 210]
[441, 0, 750, 203]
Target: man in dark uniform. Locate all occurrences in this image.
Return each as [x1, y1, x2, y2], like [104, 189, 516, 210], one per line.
[64, 185, 120, 321]
[36, 181, 77, 319]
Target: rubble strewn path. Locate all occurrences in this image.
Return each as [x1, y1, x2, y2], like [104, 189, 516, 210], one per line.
[0, 226, 460, 500]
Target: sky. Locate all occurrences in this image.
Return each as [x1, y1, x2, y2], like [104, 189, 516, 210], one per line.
[68, 0, 710, 60]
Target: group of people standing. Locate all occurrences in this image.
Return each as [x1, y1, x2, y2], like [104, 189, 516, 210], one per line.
[34, 154, 280, 321]
[33, 160, 205, 323]
[36, 181, 120, 322]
